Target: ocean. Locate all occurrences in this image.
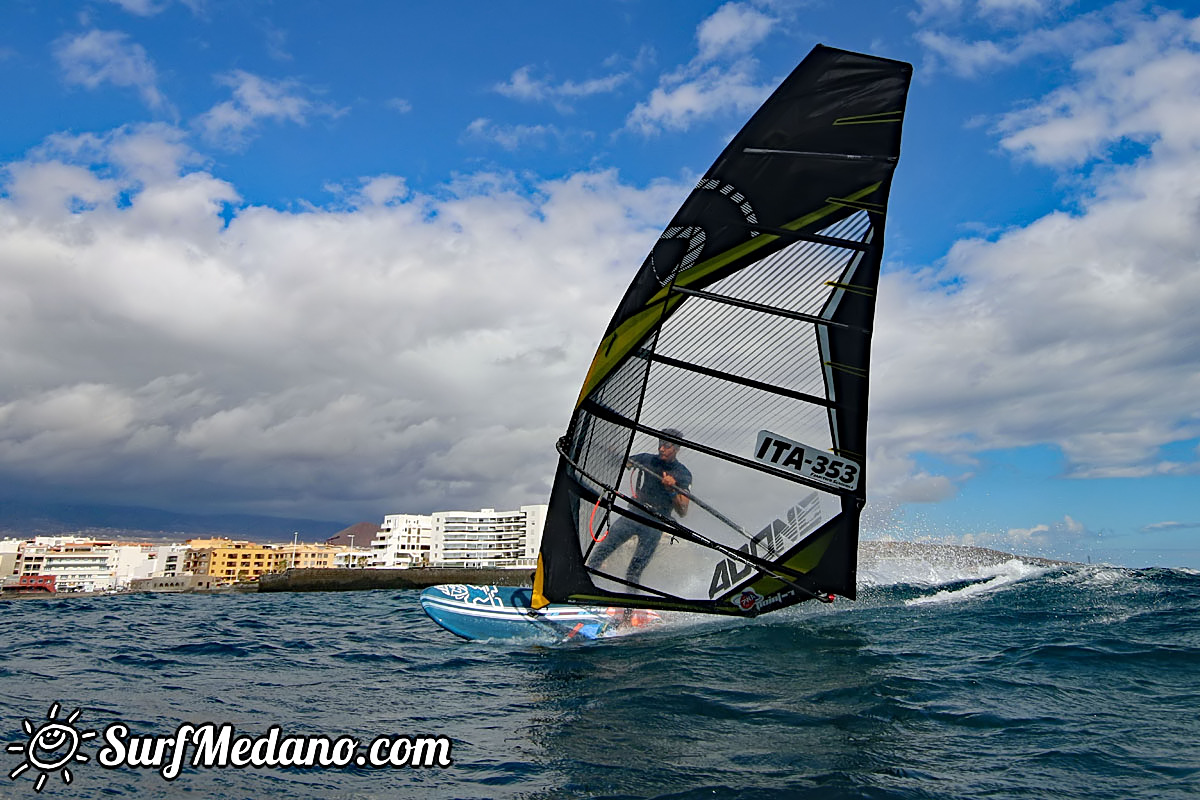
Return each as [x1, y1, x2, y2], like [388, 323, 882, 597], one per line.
[2, 550, 1197, 799]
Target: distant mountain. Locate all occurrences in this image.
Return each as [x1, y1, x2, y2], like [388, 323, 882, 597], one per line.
[0, 500, 350, 543]
[325, 521, 383, 547]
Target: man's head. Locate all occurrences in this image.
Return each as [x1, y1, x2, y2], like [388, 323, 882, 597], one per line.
[658, 428, 683, 461]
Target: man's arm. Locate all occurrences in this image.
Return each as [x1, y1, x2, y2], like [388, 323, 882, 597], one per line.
[660, 472, 689, 517]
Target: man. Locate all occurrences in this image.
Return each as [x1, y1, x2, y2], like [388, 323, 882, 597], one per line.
[590, 428, 692, 585]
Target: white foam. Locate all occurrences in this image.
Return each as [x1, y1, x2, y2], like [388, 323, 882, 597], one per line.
[904, 559, 1045, 606]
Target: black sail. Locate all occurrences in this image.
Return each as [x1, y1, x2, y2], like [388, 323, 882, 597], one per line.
[534, 45, 911, 616]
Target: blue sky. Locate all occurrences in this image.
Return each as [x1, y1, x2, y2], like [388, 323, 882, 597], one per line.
[1, 0, 1198, 567]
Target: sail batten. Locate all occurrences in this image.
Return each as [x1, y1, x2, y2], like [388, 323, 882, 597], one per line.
[534, 44, 911, 616]
[743, 225, 873, 251]
[633, 348, 840, 409]
[669, 286, 870, 332]
[743, 147, 899, 164]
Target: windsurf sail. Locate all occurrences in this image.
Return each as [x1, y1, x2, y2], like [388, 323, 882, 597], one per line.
[533, 45, 912, 617]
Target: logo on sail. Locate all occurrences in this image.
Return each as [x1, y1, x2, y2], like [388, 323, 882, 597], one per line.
[708, 493, 823, 599]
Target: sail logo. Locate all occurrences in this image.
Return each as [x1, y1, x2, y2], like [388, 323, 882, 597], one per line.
[735, 590, 763, 612]
[753, 431, 860, 491]
[708, 494, 822, 599]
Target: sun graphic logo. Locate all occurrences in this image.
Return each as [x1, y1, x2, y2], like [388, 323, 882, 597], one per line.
[6, 703, 97, 793]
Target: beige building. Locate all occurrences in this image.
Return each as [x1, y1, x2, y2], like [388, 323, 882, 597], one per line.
[281, 543, 339, 571]
[129, 575, 219, 593]
[0, 538, 22, 582]
[184, 538, 282, 582]
[185, 538, 341, 582]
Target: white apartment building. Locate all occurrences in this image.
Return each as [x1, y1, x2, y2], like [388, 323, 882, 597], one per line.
[371, 505, 546, 569]
[371, 514, 434, 568]
[110, 543, 157, 588]
[147, 544, 190, 578]
[15, 537, 163, 592]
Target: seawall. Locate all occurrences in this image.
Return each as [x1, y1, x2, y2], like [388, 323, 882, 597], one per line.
[258, 567, 532, 593]
[258, 542, 1073, 594]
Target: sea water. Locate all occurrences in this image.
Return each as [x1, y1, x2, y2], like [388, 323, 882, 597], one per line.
[1, 557, 1197, 799]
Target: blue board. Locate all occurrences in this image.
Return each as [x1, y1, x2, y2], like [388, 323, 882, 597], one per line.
[419, 584, 660, 642]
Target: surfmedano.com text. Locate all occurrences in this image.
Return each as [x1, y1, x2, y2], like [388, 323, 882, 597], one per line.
[98, 722, 453, 779]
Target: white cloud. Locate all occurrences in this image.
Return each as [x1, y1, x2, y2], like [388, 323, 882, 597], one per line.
[914, 30, 1011, 76]
[696, 2, 776, 62]
[489, 6, 777, 133]
[54, 29, 166, 110]
[106, 0, 167, 15]
[625, 59, 771, 135]
[624, 3, 777, 135]
[910, 0, 965, 24]
[912, 0, 1072, 26]
[3, 160, 115, 219]
[495, 65, 629, 102]
[463, 118, 582, 151]
[869, 11, 1200, 501]
[915, 12, 1112, 77]
[105, 0, 206, 14]
[1141, 520, 1200, 533]
[36, 123, 198, 185]
[997, 10, 1200, 165]
[976, 0, 1070, 24]
[954, 514, 1087, 551]
[0, 127, 686, 518]
[194, 71, 342, 148]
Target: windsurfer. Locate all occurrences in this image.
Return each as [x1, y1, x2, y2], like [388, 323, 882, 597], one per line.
[591, 429, 693, 585]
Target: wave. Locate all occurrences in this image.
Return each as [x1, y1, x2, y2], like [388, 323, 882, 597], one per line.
[903, 559, 1047, 606]
[858, 540, 1065, 587]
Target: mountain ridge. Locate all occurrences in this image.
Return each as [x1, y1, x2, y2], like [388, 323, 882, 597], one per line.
[0, 499, 350, 543]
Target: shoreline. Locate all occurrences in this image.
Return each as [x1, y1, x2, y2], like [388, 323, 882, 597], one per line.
[1, 542, 1082, 600]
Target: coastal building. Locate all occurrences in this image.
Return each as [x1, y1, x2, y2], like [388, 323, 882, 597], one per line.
[285, 543, 339, 570]
[12, 575, 56, 594]
[15, 537, 111, 592]
[185, 538, 283, 581]
[371, 505, 546, 570]
[184, 537, 342, 582]
[148, 544, 190, 578]
[14, 537, 156, 592]
[0, 538, 22, 581]
[371, 514, 433, 567]
[334, 546, 374, 568]
[111, 543, 157, 587]
[432, 506, 546, 569]
[128, 575, 218, 593]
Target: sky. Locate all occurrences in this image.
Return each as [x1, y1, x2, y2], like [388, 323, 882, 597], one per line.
[1, 0, 1198, 567]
